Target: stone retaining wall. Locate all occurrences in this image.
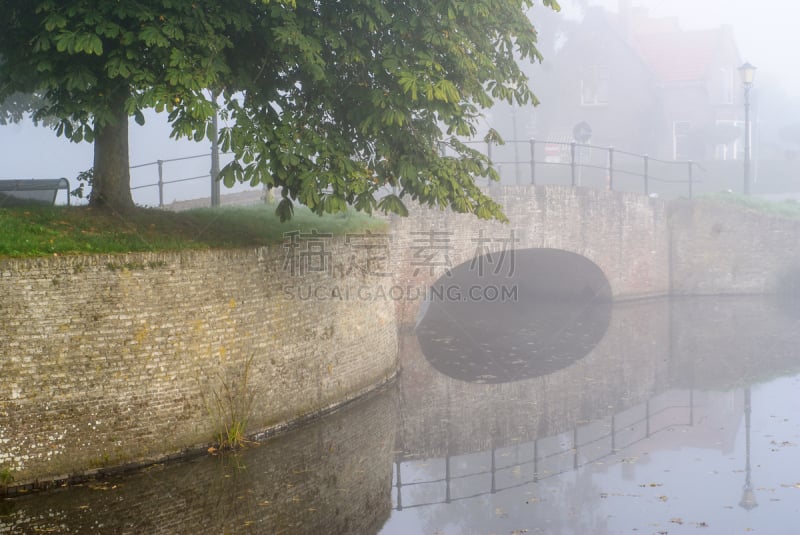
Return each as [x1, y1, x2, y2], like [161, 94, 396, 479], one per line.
[0, 242, 397, 486]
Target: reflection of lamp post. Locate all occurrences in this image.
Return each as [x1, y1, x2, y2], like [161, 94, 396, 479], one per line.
[739, 387, 758, 511]
[738, 62, 757, 196]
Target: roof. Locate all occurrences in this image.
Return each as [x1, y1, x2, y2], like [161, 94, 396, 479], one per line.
[632, 27, 731, 83]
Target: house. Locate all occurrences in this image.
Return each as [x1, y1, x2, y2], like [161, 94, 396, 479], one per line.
[530, 3, 745, 163]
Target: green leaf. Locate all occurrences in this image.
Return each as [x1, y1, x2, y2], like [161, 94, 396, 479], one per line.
[377, 194, 409, 217]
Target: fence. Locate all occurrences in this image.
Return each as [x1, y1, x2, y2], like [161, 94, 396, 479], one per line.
[392, 389, 695, 511]
[131, 153, 223, 208]
[441, 139, 704, 199]
[64, 137, 712, 209]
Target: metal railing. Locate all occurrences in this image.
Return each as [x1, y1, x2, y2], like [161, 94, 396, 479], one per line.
[393, 389, 695, 511]
[441, 139, 704, 199]
[127, 139, 702, 208]
[129, 153, 218, 208]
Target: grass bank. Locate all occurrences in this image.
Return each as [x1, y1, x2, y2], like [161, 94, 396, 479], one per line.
[0, 203, 388, 258]
[700, 192, 800, 220]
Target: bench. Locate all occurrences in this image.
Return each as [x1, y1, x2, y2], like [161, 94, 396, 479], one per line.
[0, 178, 71, 207]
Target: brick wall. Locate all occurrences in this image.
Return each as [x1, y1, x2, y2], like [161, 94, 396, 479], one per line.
[390, 185, 672, 324]
[670, 200, 800, 295]
[0, 241, 397, 486]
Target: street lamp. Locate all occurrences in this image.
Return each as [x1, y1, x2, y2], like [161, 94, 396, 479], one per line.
[739, 62, 757, 195]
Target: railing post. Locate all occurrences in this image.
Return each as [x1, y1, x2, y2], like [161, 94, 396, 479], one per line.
[529, 139, 536, 185]
[210, 96, 220, 207]
[643, 154, 649, 196]
[611, 414, 616, 452]
[570, 142, 576, 187]
[608, 147, 615, 191]
[157, 159, 164, 208]
[688, 161, 694, 199]
[573, 427, 579, 469]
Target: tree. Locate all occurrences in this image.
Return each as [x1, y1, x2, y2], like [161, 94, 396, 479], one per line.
[0, 0, 560, 218]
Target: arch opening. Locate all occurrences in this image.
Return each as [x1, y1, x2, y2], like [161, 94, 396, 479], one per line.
[416, 249, 613, 383]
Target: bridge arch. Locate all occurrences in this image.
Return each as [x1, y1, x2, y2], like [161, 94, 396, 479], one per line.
[390, 185, 670, 325]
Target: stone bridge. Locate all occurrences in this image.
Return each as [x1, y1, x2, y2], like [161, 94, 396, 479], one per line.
[388, 185, 800, 325]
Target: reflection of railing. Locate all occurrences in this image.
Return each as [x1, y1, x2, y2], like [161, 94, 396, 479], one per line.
[440, 139, 703, 198]
[393, 389, 694, 511]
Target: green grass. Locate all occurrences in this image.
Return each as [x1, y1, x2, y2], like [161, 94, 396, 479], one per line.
[699, 192, 800, 220]
[0, 202, 388, 258]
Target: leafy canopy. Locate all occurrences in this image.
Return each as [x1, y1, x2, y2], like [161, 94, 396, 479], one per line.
[0, 0, 560, 220]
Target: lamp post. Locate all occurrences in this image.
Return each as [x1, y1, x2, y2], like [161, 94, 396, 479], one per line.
[739, 62, 757, 196]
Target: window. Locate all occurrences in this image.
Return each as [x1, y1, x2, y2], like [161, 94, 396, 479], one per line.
[581, 66, 609, 105]
[713, 119, 742, 161]
[719, 68, 735, 105]
[673, 121, 691, 160]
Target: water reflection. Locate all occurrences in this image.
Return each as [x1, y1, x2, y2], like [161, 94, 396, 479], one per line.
[385, 296, 800, 535]
[416, 297, 612, 383]
[2, 297, 800, 534]
[0, 388, 397, 534]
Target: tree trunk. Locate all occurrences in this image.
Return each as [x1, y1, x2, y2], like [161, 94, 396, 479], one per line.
[90, 88, 134, 210]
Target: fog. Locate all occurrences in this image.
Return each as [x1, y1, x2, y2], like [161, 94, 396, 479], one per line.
[4, 0, 800, 204]
[582, 0, 800, 92]
[0, 109, 242, 207]
[477, 0, 800, 195]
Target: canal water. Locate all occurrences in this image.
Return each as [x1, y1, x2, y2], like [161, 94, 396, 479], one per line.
[2, 296, 800, 534]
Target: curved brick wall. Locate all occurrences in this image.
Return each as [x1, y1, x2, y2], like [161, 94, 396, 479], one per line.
[0, 242, 397, 487]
